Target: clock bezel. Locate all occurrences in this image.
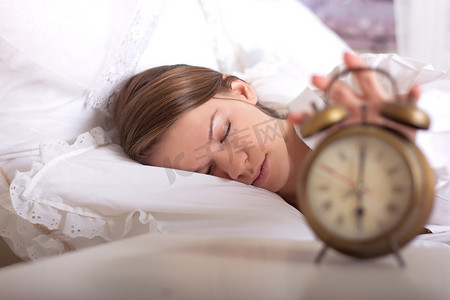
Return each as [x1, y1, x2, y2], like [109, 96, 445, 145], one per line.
[298, 124, 435, 258]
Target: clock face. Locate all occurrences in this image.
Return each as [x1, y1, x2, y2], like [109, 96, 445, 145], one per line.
[304, 131, 413, 241]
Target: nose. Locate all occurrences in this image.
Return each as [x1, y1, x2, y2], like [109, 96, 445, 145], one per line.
[212, 149, 247, 181]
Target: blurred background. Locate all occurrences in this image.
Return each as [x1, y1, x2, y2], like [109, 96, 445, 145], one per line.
[300, 0, 450, 71]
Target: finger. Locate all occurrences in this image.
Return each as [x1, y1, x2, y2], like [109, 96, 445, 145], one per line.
[344, 52, 387, 100]
[327, 80, 360, 113]
[311, 75, 330, 92]
[313, 73, 361, 113]
[287, 111, 310, 125]
[343, 51, 365, 68]
[407, 84, 421, 104]
[398, 84, 421, 105]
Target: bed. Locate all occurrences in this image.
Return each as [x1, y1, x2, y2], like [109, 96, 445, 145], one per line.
[1, 0, 450, 299]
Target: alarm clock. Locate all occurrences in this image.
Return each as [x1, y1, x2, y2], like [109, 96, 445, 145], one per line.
[297, 67, 435, 265]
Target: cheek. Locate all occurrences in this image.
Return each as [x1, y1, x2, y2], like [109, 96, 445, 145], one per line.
[265, 140, 291, 192]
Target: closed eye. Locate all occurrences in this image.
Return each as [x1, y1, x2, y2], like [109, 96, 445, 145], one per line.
[220, 122, 232, 143]
[206, 122, 231, 174]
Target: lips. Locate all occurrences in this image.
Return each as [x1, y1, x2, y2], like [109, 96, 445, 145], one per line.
[252, 155, 268, 187]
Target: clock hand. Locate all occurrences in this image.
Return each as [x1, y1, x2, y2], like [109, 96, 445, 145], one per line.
[355, 142, 368, 200]
[318, 163, 356, 188]
[318, 163, 372, 196]
[357, 142, 367, 188]
[355, 144, 367, 230]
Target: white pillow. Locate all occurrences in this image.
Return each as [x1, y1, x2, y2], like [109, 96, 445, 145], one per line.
[0, 0, 219, 180]
[0, 35, 108, 179]
[0, 0, 139, 179]
[1, 128, 313, 260]
[0, 0, 352, 260]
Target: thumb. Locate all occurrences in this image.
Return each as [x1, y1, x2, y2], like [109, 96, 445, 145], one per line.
[287, 111, 310, 125]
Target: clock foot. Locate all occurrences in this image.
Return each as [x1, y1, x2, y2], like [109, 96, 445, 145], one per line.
[315, 244, 329, 264]
[389, 240, 406, 268]
[314, 241, 406, 266]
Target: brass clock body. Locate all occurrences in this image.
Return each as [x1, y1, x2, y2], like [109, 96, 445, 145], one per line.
[298, 124, 434, 258]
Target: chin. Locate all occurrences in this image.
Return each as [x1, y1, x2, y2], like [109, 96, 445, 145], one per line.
[272, 172, 291, 194]
[266, 174, 288, 193]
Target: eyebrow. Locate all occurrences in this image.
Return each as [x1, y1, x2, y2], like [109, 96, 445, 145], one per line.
[209, 109, 218, 144]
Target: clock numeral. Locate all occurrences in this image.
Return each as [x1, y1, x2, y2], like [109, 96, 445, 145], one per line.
[386, 202, 398, 214]
[392, 185, 405, 194]
[387, 166, 399, 176]
[336, 214, 344, 226]
[316, 184, 330, 191]
[355, 206, 365, 230]
[338, 150, 348, 161]
[322, 200, 333, 211]
[356, 206, 364, 217]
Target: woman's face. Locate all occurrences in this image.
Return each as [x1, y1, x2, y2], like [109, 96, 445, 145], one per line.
[148, 82, 292, 193]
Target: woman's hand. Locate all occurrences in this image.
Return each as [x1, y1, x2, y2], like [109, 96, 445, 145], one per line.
[288, 52, 421, 139]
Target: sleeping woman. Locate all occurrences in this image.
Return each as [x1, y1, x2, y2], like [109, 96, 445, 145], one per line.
[112, 52, 420, 208]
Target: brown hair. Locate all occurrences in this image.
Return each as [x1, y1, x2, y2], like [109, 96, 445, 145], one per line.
[112, 64, 283, 164]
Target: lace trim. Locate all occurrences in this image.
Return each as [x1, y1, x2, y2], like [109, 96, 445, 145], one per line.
[1, 127, 159, 260]
[87, 0, 166, 113]
[0, 168, 47, 260]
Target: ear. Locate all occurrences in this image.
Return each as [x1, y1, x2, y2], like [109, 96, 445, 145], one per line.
[228, 77, 258, 105]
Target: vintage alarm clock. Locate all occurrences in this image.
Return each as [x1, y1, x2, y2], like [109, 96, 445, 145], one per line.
[297, 67, 435, 265]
